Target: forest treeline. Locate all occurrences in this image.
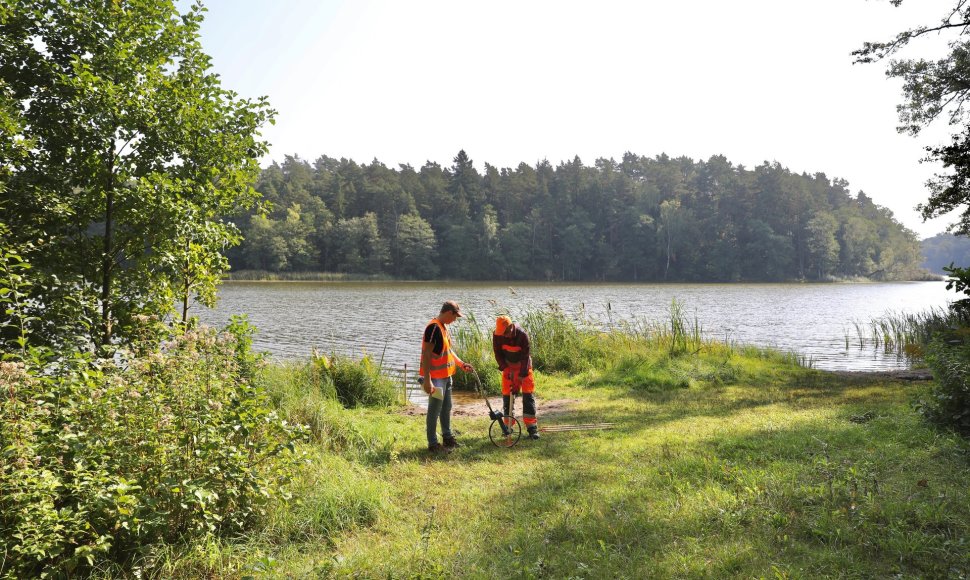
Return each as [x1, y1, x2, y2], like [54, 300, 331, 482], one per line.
[228, 151, 927, 282]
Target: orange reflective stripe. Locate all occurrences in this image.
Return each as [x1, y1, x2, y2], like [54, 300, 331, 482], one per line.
[428, 347, 453, 370]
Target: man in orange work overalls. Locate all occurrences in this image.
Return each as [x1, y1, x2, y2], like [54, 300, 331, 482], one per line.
[492, 315, 539, 440]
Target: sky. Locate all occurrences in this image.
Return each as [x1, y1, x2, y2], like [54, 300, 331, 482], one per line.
[192, 0, 961, 238]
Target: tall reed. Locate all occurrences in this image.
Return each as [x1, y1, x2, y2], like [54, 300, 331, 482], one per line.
[521, 301, 607, 373]
[449, 311, 499, 394]
[310, 351, 398, 408]
[844, 307, 970, 359]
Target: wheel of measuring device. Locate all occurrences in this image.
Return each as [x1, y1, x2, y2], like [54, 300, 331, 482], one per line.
[489, 416, 521, 448]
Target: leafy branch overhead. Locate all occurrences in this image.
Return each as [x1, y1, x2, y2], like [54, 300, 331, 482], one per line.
[0, 0, 275, 349]
[855, 0, 970, 234]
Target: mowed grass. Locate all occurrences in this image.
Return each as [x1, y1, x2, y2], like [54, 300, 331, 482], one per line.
[154, 348, 970, 579]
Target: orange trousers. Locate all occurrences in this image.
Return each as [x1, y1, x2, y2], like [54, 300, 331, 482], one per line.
[501, 362, 537, 429]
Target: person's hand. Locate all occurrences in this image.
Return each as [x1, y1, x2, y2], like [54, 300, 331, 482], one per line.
[422, 380, 433, 395]
[462, 362, 474, 372]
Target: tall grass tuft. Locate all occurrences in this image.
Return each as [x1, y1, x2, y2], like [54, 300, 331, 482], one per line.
[309, 351, 398, 408]
[655, 299, 704, 355]
[259, 452, 387, 543]
[522, 301, 606, 374]
[449, 312, 500, 394]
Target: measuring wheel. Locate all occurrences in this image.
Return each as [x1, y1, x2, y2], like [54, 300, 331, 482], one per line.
[489, 415, 521, 448]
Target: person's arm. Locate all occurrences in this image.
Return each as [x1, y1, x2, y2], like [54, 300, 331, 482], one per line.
[519, 328, 531, 377]
[453, 346, 472, 372]
[492, 334, 506, 371]
[420, 340, 434, 394]
[456, 356, 472, 372]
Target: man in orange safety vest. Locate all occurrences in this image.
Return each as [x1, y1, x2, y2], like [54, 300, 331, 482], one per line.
[420, 300, 474, 454]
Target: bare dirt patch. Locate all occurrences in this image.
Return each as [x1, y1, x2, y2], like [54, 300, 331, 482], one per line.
[398, 394, 583, 418]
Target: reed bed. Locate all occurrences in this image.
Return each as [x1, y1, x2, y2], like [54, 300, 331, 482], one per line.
[845, 307, 970, 358]
[445, 299, 805, 395]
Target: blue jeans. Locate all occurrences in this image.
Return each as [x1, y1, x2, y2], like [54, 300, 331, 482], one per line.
[426, 376, 453, 446]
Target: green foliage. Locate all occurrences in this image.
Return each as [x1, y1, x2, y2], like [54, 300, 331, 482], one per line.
[943, 263, 970, 313]
[224, 314, 263, 382]
[0, 231, 35, 356]
[230, 153, 927, 282]
[0, 327, 305, 578]
[391, 213, 439, 278]
[309, 351, 397, 408]
[0, 0, 274, 347]
[260, 452, 386, 544]
[918, 333, 970, 434]
[331, 213, 389, 275]
[855, 3, 970, 235]
[256, 363, 404, 464]
[522, 303, 607, 374]
[448, 312, 499, 394]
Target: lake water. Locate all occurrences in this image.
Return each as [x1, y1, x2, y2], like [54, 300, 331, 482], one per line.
[194, 281, 953, 374]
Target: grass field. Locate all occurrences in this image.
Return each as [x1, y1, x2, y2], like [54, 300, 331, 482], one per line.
[148, 342, 970, 580]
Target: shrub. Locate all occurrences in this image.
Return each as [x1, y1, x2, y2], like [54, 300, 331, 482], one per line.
[310, 351, 397, 408]
[918, 335, 970, 435]
[0, 327, 306, 578]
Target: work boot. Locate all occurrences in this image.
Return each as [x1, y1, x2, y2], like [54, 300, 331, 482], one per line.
[443, 436, 461, 449]
[527, 429, 540, 440]
[428, 442, 452, 455]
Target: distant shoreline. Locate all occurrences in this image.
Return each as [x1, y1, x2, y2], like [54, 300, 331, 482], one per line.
[225, 269, 945, 283]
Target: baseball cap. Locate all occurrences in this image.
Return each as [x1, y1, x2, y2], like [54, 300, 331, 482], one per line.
[441, 300, 463, 317]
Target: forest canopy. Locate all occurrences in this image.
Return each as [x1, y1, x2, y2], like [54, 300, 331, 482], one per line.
[229, 151, 927, 282]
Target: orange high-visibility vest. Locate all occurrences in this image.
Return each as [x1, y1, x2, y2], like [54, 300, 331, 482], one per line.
[421, 318, 457, 379]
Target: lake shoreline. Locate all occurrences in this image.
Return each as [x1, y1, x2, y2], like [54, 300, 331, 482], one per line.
[196, 280, 951, 373]
[225, 270, 945, 284]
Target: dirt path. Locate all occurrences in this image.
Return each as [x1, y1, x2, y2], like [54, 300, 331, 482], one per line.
[398, 394, 583, 418]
